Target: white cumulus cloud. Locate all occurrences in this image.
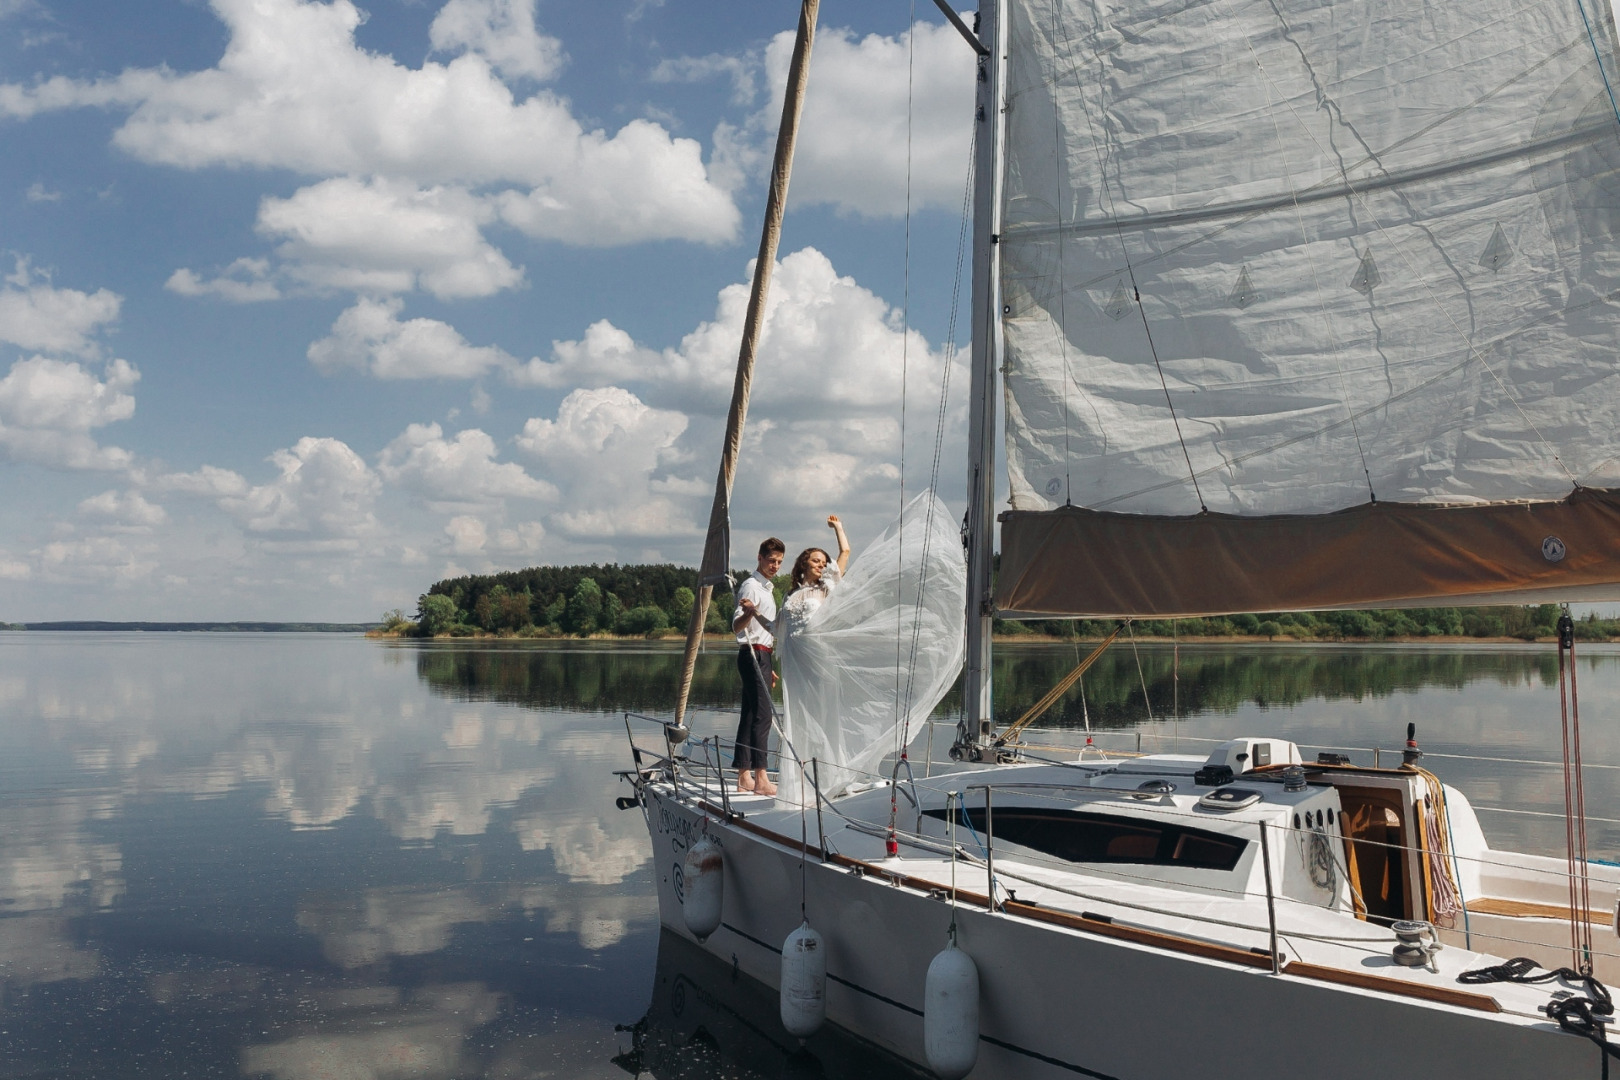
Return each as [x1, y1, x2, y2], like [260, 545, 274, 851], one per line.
[78, 489, 167, 530]
[164, 258, 280, 303]
[509, 318, 659, 389]
[0, 356, 137, 470]
[0, 260, 122, 356]
[649, 52, 757, 106]
[444, 514, 488, 556]
[146, 465, 250, 499]
[379, 422, 556, 507]
[37, 535, 157, 586]
[219, 437, 379, 537]
[259, 177, 523, 300]
[527, 246, 950, 417]
[430, 0, 564, 82]
[515, 386, 692, 539]
[760, 22, 974, 216]
[0, 0, 739, 247]
[309, 298, 515, 380]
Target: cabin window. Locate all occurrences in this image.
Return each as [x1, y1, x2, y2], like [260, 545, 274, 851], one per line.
[924, 806, 1247, 872]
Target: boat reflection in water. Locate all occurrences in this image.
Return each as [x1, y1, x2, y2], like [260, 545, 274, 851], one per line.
[614, 930, 918, 1080]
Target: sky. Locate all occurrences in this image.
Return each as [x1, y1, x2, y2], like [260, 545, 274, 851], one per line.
[0, 0, 982, 620]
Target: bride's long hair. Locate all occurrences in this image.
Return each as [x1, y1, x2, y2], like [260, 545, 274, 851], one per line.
[789, 548, 832, 593]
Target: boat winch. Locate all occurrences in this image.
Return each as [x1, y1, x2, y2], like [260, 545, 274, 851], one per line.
[924, 941, 980, 1080]
[780, 922, 827, 1038]
[1390, 920, 1441, 971]
[681, 836, 724, 942]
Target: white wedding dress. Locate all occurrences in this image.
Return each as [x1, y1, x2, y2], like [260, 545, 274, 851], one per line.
[774, 492, 966, 803]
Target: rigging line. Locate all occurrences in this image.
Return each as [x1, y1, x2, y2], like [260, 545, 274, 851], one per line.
[1050, 2, 1074, 503]
[1574, 0, 1620, 129]
[902, 125, 976, 737]
[1126, 620, 1156, 723]
[1236, 16, 1579, 489]
[1053, 6, 1206, 511]
[1241, 2, 1376, 503]
[1130, 269, 1207, 511]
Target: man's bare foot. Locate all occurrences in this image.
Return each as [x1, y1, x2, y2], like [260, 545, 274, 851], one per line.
[738, 770, 756, 792]
[755, 770, 778, 796]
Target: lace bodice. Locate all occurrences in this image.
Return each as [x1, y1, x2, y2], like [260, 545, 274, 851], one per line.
[780, 562, 841, 635]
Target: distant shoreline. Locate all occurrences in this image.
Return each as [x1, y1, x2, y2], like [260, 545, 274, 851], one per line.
[7, 622, 377, 633]
[366, 628, 1598, 646]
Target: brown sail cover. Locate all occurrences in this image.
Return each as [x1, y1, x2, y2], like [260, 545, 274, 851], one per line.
[995, 488, 1620, 618]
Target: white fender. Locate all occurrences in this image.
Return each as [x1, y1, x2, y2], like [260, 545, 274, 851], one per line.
[924, 941, 979, 1080]
[681, 837, 723, 942]
[779, 921, 826, 1038]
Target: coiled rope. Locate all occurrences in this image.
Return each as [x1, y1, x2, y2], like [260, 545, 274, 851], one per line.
[1460, 956, 1617, 1071]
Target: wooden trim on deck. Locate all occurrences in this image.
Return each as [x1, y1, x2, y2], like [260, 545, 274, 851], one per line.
[1282, 961, 1502, 1013]
[1466, 896, 1608, 924]
[1001, 900, 1274, 969]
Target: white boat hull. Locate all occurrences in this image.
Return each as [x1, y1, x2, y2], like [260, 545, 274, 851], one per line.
[642, 783, 1604, 1080]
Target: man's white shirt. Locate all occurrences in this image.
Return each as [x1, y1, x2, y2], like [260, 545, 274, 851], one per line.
[734, 571, 777, 648]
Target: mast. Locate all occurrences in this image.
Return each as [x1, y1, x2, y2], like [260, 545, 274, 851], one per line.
[672, 0, 821, 730]
[957, 0, 1006, 761]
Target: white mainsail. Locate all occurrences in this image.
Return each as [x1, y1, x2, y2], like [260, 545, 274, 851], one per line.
[995, 0, 1620, 615]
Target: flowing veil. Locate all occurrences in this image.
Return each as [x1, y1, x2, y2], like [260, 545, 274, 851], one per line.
[775, 492, 966, 802]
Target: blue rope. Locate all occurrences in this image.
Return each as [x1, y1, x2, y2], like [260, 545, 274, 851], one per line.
[1574, 0, 1620, 130]
[958, 801, 988, 858]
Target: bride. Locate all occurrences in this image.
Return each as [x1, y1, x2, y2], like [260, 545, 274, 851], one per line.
[781, 516, 851, 636]
[773, 494, 966, 804]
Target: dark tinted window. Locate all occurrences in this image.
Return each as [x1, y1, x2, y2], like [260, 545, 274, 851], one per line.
[924, 806, 1247, 872]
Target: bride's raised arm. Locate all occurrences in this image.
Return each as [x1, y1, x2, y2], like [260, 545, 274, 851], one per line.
[827, 515, 850, 574]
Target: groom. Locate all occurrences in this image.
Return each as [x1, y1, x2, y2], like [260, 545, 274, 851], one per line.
[732, 536, 784, 795]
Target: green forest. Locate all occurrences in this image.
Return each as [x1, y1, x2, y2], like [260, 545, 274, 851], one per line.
[388, 564, 1620, 642]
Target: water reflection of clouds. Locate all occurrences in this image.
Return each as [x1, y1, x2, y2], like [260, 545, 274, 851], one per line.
[0, 796, 124, 913]
[0, 915, 101, 988]
[240, 981, 501, 1080]
[297, 879, 650, 964]
[372, 755, 555, 843]
[298, 886, 497, 969]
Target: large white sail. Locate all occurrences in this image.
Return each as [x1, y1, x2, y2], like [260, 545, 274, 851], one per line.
[996, 0, 1620, 614]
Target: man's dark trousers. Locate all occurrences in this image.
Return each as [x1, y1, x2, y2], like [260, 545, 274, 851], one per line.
[732, 645, 772, 769]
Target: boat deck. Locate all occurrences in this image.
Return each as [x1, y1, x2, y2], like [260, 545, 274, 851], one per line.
[690, 760, 1611, 1029]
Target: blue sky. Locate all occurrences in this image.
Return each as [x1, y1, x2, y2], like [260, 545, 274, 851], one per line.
[0, 0, 979, 620]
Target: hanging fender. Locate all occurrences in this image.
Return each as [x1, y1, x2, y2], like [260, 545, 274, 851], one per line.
[682, 836, 724, 942]
[780, 922, 827, 1038]
[924, 941, 980, 1080]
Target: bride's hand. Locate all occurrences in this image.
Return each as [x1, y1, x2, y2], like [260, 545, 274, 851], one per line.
[827, 514, 842, 530]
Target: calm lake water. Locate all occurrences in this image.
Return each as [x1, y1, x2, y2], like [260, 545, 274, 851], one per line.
[2, 632, 1618, 1078]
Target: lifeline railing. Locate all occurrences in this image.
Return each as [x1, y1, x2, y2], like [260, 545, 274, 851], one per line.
[621, 716, 1620, 972]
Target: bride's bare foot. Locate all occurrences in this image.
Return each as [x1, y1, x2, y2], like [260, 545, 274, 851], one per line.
[738, 770, 756, 792]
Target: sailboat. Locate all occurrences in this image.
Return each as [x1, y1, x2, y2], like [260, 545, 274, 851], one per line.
[622, 0, 1620, 1075]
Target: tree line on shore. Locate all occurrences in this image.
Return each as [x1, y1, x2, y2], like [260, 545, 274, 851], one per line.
[390, 564, 756, 639]
[383, 564, 1620, 642]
